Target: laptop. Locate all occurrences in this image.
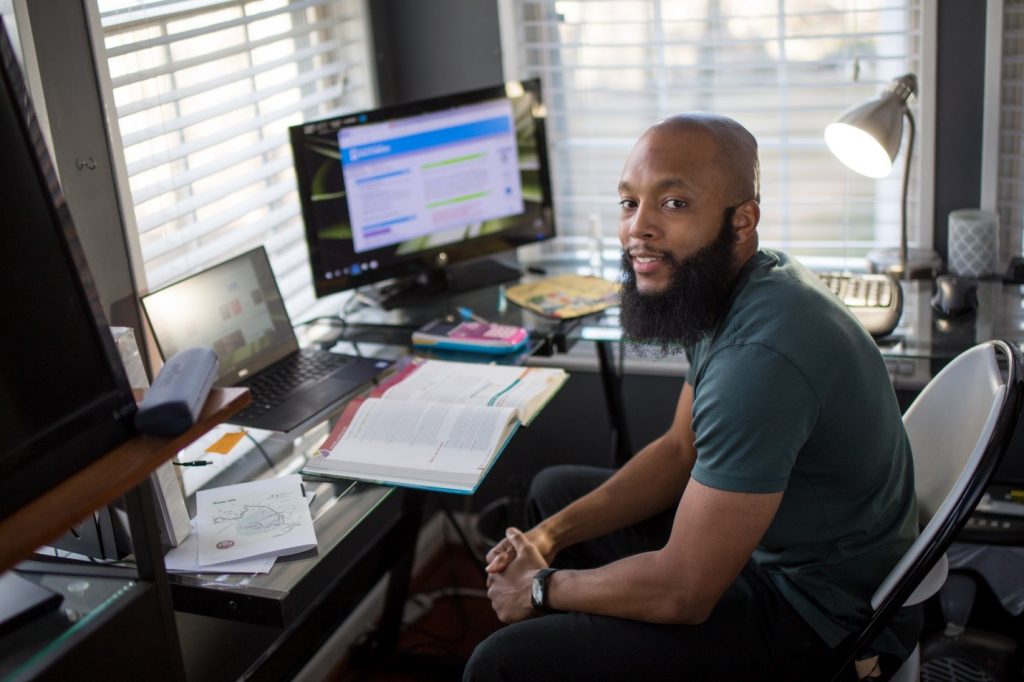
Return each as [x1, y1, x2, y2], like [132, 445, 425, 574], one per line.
[141, 246, 392, 432]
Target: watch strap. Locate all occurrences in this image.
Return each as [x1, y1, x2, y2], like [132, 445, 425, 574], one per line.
[531, 567, 560, 612]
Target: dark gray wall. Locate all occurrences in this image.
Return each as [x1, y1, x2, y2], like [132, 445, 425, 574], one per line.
[933, 0, 988, 265]
[370, 0, 504, 106]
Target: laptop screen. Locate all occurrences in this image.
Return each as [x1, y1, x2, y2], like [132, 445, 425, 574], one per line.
[142, 247, 299, 384]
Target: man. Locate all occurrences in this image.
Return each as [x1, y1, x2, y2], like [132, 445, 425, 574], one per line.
[464, 113, 921, 681]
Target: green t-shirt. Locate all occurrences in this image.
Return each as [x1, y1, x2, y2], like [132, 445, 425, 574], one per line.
[686, 249, 920, 658]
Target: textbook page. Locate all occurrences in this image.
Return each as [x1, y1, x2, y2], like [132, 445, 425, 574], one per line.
[309, 398, 517, 490]
[377, 359, 565, 424]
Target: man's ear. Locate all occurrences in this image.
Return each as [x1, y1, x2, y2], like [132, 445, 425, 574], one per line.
[732, 199, 760, 244]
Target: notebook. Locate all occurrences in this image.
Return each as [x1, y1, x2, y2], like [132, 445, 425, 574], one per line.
[141, 246, 392, 433]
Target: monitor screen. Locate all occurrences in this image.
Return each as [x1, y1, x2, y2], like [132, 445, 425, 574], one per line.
[0, 17, 136, 519]
[290, 79, 555, 305]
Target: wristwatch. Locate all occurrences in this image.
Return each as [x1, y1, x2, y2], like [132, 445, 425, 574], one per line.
[530, 567, 559, 612]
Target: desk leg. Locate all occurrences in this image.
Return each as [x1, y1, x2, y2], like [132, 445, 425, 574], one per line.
[374, 488, 425, 654]
[596, 341, 633, 466]
[124, 479, 187, 680]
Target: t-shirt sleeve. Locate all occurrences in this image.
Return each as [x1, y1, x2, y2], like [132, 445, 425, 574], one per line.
[690, 343, 820, 494]
[684, 345, 700, 386]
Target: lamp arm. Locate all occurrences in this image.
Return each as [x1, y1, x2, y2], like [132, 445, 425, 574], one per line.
[900, 109, 915, 280]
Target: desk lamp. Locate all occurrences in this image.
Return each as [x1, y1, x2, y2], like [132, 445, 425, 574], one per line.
[825, 73, 941, 279]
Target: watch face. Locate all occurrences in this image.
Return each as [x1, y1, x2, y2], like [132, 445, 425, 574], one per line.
[531, 575, 544, 608]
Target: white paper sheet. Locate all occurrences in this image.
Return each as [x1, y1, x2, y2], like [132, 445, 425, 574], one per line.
[164, 524, 276, 574]
[195, 475, 317, 566]
[165, 492, 316, 574]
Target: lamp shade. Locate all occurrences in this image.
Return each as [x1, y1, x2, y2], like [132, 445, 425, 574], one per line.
[825, 74, 917, 178]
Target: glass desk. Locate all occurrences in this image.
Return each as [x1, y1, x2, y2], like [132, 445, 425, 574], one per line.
[87, 271, 1024, 680]
[325, 269, 1024, 460]
[0, 574, 137, 680]
[304, 269, 1024, 652]
[162, 308, 559, 681]
[330, 263, 1024, 367]
[163, 361, 415, 681]
[169, 480, 397, 626]
[876, 279, 1024, 357]
[305, 282, 579, 358]
[4, 338, 418, 681]
[572, 278, 1024, 373]
[547, 276, 1024, 462]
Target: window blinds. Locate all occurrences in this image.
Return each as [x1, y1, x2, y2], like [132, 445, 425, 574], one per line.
[501, 0, 923, 266]
[97, 0, 374, 320]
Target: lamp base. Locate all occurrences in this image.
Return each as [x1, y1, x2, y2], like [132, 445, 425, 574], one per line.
[866, 247, 943, 279]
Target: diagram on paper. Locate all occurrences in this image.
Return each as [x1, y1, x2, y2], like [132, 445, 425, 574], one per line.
[209, 499, 301, 536]
[212, 500, 305, 538]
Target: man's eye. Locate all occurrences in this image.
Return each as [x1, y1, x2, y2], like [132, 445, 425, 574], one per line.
[664, 199, 687, 209]
[619, 199, 636, 210]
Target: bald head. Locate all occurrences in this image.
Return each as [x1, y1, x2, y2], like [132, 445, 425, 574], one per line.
[646, 113, 760, 205]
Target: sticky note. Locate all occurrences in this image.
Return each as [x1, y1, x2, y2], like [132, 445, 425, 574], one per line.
[207, 431, 246, 454]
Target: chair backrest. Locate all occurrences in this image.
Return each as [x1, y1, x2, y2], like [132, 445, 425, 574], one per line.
[903, 343, 1006, 525]
[830, 340, 1023, 681]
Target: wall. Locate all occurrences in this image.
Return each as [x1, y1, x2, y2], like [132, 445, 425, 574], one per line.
[933, 0, 989, 262]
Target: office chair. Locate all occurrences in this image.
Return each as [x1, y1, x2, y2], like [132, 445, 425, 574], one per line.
[830, 339, 1024, 682]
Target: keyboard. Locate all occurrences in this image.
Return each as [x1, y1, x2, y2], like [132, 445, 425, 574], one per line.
[816, 272, 903, 338]
[234, 349, 355, 421]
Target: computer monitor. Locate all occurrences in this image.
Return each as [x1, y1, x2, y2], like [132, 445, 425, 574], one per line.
[289, 79, 555, 309]
[0, 17, 137, 520]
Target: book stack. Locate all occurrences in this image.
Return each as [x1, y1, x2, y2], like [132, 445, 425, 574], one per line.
[164, 475, 317, 574]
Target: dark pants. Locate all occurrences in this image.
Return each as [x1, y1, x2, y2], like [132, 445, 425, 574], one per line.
[464, 465, 854, 682]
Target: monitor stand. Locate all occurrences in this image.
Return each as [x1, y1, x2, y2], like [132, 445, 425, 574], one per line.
[362, 258, 522, 311]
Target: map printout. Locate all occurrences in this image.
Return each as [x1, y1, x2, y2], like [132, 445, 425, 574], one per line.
[196, 474, 317, 566]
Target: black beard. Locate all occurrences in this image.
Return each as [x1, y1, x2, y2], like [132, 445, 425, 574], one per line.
[619, 211, 738, 355]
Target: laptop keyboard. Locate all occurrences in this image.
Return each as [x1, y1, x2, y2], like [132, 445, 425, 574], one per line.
[236, 350, 354, 419]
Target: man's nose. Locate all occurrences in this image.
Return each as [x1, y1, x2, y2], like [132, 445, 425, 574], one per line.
[627, 203, 660, 241]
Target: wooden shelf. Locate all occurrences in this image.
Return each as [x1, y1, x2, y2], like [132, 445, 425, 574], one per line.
[0, 387, 250, 574]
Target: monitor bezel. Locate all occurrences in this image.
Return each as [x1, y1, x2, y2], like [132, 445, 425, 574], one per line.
[289, 78, 555, 300]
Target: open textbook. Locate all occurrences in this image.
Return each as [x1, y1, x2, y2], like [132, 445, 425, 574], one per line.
[302, 359, 568, 493]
